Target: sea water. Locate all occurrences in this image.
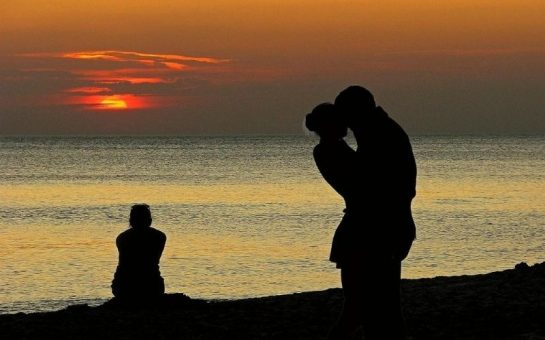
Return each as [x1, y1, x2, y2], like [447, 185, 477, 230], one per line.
[1, 135, 544, 314]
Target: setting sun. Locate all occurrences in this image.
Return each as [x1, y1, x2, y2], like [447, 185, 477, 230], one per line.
[62, 93, 152, 110]
[100, 97, 127, 110]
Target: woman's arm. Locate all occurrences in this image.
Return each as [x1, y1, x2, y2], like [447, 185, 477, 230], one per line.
[313, 142, 358, 198]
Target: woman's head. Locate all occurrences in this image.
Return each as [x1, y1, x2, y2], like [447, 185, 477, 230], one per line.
[129, 204, 152, 228]
[305, 103, 347, 139]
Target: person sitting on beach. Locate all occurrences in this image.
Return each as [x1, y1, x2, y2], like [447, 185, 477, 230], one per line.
[111, 204, 167, 302]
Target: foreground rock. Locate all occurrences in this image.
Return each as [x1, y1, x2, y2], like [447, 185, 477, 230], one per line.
[1, 262, 545, 339]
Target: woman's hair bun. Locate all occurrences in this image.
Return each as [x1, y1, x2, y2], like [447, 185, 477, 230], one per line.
[305, 112, 319, 132]
[305, 102, 336, 133]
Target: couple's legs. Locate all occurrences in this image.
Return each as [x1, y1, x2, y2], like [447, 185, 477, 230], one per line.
[363, 259, 405, 339]
[328, 259, 406, 340]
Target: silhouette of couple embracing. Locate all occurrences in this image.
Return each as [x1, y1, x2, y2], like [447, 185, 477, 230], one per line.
[306, 86, 417, 340]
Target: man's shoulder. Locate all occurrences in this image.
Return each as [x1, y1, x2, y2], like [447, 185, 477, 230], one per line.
[383, 115, 411, 145]
[116, 228, 132, 244]
[149, 227, 167, 240]
[117, 228, 132, 238]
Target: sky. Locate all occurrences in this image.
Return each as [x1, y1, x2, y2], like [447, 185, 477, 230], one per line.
[1, 0, 544, 135]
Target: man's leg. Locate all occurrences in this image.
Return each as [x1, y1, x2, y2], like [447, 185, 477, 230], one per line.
[362, 258, 405, 340]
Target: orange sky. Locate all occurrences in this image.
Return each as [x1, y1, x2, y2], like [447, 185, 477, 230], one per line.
[1, 1, 544, 134]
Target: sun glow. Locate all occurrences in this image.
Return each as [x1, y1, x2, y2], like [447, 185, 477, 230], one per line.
[62, 93, 156, 110]
[100, 97, 127, 109]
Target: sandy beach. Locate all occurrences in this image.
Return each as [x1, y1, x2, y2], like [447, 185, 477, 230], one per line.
[1, 261, 545, 339]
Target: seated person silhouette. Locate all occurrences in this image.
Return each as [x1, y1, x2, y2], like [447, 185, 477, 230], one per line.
[111, 204, 167, 303]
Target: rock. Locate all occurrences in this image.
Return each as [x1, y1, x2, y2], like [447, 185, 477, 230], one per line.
[515, 262, 529, 270]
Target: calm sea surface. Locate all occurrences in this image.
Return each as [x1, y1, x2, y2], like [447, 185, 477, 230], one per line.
[1, 135, 544, 314]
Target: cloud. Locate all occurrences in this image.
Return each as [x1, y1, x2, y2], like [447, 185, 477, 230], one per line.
[64, 50, 229, 64]
[21, 50, 229, 65]
[13, 50, 232, 110]
[65, 87, 113, 95]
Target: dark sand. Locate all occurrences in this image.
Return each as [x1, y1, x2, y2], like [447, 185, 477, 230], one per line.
[1, 262, 545, 339]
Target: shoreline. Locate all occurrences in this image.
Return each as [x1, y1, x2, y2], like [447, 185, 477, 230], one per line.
[1, 262, 545, 339]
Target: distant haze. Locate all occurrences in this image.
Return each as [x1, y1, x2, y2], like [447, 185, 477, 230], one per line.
[1, 1, 544, 135]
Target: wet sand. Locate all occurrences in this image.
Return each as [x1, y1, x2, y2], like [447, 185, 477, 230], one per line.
[1, 262, 545, 339]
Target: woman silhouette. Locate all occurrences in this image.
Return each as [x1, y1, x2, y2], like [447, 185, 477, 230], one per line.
[306, 103, 359, 268]
[306, 103, 371, 339]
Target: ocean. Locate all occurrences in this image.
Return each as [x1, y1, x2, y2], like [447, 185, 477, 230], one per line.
[1, 135, 544, 314]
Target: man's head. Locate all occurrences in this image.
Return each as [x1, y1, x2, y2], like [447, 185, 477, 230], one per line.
[334, 85, 376, 128]
[129, 204, 152, 229]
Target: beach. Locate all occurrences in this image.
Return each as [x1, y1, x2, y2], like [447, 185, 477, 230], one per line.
[1, 261, 544, 339]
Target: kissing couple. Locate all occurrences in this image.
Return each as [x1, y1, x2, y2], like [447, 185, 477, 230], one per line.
[305, 85, 417, 340]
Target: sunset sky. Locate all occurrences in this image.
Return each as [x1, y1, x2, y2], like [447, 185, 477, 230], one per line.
[1, 1, 544, 135]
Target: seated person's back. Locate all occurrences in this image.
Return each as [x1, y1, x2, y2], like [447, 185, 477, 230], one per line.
[112, 204, 166, 300]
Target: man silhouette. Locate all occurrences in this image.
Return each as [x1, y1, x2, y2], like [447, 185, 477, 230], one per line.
[331, 85, 417, 339]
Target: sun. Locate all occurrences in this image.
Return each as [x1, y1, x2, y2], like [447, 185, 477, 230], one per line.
[66, 94, 150, 110]
[99, 97, 128, 110]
